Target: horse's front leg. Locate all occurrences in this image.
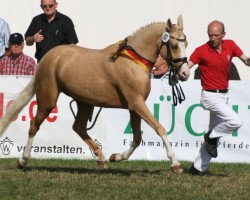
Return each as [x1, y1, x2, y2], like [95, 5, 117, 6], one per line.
[131, 99, 182, 174]
[109, 111, 141, 162]
[161, 134, 183, 174]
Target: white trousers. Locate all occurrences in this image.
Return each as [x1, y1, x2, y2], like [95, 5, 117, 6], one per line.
[194, 90, 242, 172]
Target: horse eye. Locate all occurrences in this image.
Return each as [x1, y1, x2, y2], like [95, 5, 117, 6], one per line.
[171, 43, 178, 49]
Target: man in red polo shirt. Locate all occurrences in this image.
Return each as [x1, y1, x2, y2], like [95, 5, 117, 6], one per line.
[188, 20, 250, 175]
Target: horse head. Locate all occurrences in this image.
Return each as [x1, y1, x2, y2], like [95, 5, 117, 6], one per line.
[158, 15, 190, 84]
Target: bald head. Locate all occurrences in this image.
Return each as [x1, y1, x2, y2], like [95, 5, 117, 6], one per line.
[207, 20, 226, 50]
[41, 0, 56, 3]
[207, 20, 225, 34]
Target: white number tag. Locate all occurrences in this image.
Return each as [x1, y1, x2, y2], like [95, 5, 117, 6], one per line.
[162, 32, 170, 43]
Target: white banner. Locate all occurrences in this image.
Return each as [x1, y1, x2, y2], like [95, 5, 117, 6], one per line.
[0, 77, 249, 163]
[0, 76, 106, 159]
[106, 80, 250, 163]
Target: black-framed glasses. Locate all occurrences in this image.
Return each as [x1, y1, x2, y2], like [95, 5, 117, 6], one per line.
[40, 4, 55, 9]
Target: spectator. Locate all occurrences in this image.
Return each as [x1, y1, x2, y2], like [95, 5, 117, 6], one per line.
[188, 20, 250, 175]
[151, 55, 169, 79]
[0, 18, 11, 59]
[0, 33, 36, 75]
[25, 0, 78, 62]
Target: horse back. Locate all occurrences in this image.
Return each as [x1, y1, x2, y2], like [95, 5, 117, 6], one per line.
[35, 44, 151, 108]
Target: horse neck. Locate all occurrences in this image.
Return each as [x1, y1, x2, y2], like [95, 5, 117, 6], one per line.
[127, 23, 166, 62]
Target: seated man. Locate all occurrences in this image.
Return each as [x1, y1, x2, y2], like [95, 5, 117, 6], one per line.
[0, 33, 36, 75]
[151, 55, 169, 79]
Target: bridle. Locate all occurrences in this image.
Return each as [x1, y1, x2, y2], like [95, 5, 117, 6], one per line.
[156, 28, 188, 106]
[156, 29, 188, 71]
[109, 27, 188, 106]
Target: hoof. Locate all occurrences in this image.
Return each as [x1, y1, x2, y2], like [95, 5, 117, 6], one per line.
[16, 158, 25, 169]
[97, 160, 108, 169]
[109, 154, 117, 162]
[109, 153, 123, 162]
[171, 165, 183, 174]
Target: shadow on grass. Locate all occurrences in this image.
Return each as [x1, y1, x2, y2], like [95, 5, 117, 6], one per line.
[18, 166, 229, 177]
[22, 165, 163, 176]
[1, 164, 230, 177]
[183, 167, 229, 177]
[0, 159, 231, 177]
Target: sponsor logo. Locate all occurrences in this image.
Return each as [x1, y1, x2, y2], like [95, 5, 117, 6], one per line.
[0, 137, 14, 155]
[0, 92, 58, 123]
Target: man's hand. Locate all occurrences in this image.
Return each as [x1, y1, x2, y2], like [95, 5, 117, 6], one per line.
[26, 30, 44, 46]
[33, 30, 44, 43]
[178, 64, 190, 81]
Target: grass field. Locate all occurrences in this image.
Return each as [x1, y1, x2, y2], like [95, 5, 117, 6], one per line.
[0, 158, 249, 200]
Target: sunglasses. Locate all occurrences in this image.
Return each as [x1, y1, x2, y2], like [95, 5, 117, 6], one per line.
[41, 4, 55, 9]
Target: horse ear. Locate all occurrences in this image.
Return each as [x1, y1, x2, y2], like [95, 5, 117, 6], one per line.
[177, 15, 184, 30]
[166, 18, 172, 31]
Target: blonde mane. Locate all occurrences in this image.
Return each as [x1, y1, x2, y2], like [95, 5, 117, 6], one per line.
[128, 22, 167, 39]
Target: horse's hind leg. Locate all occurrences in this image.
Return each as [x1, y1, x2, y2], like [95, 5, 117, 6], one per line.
[72, 102, 107, 169]
[110, 111, 141, 162]
[16, 108, 53, 169]
[17, 84, 59, 169]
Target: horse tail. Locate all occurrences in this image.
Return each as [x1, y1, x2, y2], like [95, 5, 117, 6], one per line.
[0, 77, 35, 136]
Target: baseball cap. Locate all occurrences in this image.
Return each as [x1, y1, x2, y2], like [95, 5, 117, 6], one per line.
[9, 33, 24, 44]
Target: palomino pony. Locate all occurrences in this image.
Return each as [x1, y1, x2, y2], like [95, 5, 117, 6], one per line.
[0, 15, 190, 174]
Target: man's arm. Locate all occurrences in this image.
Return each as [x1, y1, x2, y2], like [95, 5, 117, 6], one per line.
[188, 60, 195, 69]
[239, 54, 250, 66]
[25, 36, 35, 46]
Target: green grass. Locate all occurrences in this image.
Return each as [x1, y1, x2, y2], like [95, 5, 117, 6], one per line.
[0, 158, 250, 200]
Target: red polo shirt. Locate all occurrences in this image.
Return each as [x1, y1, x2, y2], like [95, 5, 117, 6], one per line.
[190, 40, 243, 90]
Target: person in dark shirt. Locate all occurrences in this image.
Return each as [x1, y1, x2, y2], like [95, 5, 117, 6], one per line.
[25, 0, 78, 62]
